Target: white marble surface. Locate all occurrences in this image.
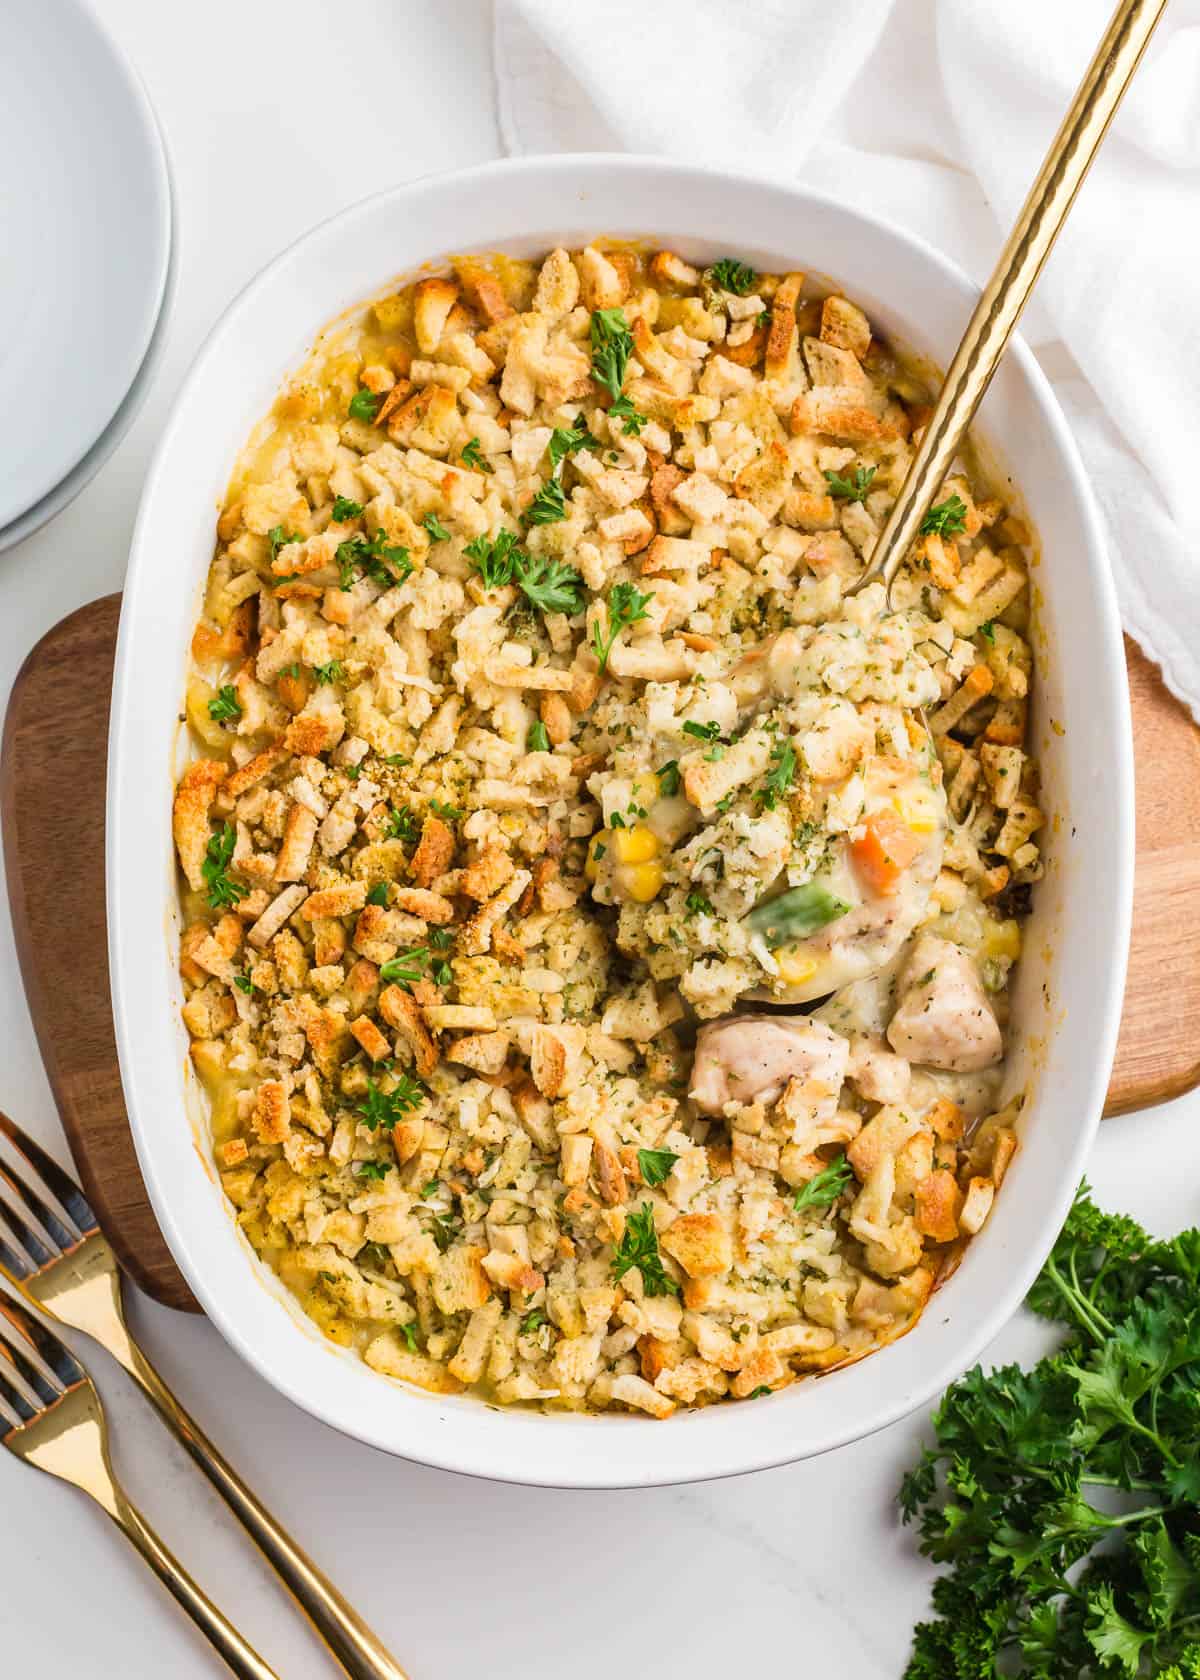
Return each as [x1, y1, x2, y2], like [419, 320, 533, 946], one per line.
[1, 3, 1198, 1673]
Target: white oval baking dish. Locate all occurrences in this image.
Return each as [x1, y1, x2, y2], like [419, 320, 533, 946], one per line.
[108, 155, 1133, 1488]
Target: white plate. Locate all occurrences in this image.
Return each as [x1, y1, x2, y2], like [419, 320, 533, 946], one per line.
[0, 0, 170, 530]
[0, 128, 177, 556]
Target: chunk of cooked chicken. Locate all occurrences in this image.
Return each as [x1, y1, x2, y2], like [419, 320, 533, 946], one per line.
[885, 935, 1002, 1072]
[689, 1013, 849, 1115]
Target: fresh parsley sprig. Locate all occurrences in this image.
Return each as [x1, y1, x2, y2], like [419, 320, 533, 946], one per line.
[610, 1203, 680, 1298]
[707, 259, 758, 295]
[207, 685, 242, 724]
[637, 1148, 679, 1188]
[526, 719, 550, 753]
[756, 738, 796, 811]
[589, 307, 633, 401]
[331, 496, 363, 522]
[357, 1074, 427, 1131]
[348, 388, 384, 423]
[920, 494, 968, 537]
[824, 465, 877, 504]
[421, 511, 451, 542]
[792, 1153, 852, 1213]
[591, 582, 653, 673]
[335, 529, 412, 591]
[268, 525, 302, 565]
[901, 1182, 1200, 1678]
[461, 436, 492, 474]
[515, 550, 586, 616]
[312, 660, 345, 686]
[523, 477, 567, 526]
[547, 422, 601, 473]
[379, 947, 430, 990]
[201, 823, 246, 910]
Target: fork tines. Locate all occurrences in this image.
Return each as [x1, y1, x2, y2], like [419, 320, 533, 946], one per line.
[0, 1112, 96, 1282]
[0, 1294, 86, 1435]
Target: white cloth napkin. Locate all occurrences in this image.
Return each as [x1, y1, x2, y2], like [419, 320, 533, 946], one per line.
[494, 0, 1200, 718]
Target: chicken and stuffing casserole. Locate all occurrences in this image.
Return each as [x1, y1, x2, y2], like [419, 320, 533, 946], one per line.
[175, 244, 1041, 1416]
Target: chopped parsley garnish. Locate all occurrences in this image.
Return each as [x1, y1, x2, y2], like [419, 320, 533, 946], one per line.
[201, 823, 246, 910]
[524, 477, 567, 526]
[232, 973, 254, 994]
[920, 493, 968, 537]
[823, 465, 877, 504]
[464, 529, 585, 615]
[591, 581, 653, 672]
[384, 753, 410, 767]
[707, 259, 758, 295]
[399, 1322, 421, 1353]
[589, 307, 633, 401]
[357, 1074, 426, 1130]
[354, 1160, 393, 1182]
[756, 738, 796, 811]
[656, 760, 681, 797]
[384, 805, 420, 844]
[685, 890, 714, 916]
[637, 1148, 679, 1188]
[428, 927, 454, 950]
[429, 798, 462, 821]
[608, 394, 646, 436]
[431, 957, 453, 988]
[547, 422, 601, 472]
[427, 1211, 463, 1252]
[464, 528, 521, 589]
[207, 685, 242, 724]
[979, 619, 996, 644]
[610, 1203, 680, 1297]
[379, 947, 430, 990]
[419, 1180, 441, 1199]
[312, 660, 345, 685]
[513, 551, 586, 616]
[461, 436, 492, 473]
[267, 525, 302, 564]
[745, 881, 851, 949]
[335, 529, 412, 591]
[421, 511, 451, 543]
[682, 718, 723, 743]
[331, 496, 363, 521]
[366, 881, 390, 907]
[520, 1308, 550, 1335]
[749, 1385, 773, 1399]
[792, 1153, 853, 1213]
[526, 719, 551, 753]
[348, 388, 384, 423]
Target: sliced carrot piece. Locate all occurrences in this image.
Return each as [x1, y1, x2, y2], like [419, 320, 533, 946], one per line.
[850, 810, 922, 897]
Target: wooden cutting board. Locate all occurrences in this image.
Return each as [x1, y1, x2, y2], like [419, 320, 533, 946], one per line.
[2, 596, 1198, 1310]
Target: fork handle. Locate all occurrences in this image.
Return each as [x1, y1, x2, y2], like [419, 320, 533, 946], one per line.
[121, 1342, 410, 1680]
[105, 1486, 280, 1680]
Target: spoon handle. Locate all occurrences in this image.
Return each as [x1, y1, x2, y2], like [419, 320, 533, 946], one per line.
[860, 0, 1169, 593]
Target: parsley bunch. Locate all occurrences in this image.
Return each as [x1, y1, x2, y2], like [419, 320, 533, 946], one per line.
[902, 1183, 1200, 1678]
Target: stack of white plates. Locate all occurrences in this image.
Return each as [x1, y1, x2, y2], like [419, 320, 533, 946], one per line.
[0, 0, 174, 553]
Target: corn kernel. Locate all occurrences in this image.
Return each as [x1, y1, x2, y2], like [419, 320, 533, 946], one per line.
[621, 860, 664, 903]
[983, 917, 1021, 962]
[895, 793, 939, 835]
[612, 824, 659, 865]
[776, 948, 819, 986]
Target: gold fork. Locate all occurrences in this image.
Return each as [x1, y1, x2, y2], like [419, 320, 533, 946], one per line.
[0, 1290, 279, 1678]
[0, 1112, 409, 1680]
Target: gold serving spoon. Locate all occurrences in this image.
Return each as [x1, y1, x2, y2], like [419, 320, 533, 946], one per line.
[848, 0, 1169, 597]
